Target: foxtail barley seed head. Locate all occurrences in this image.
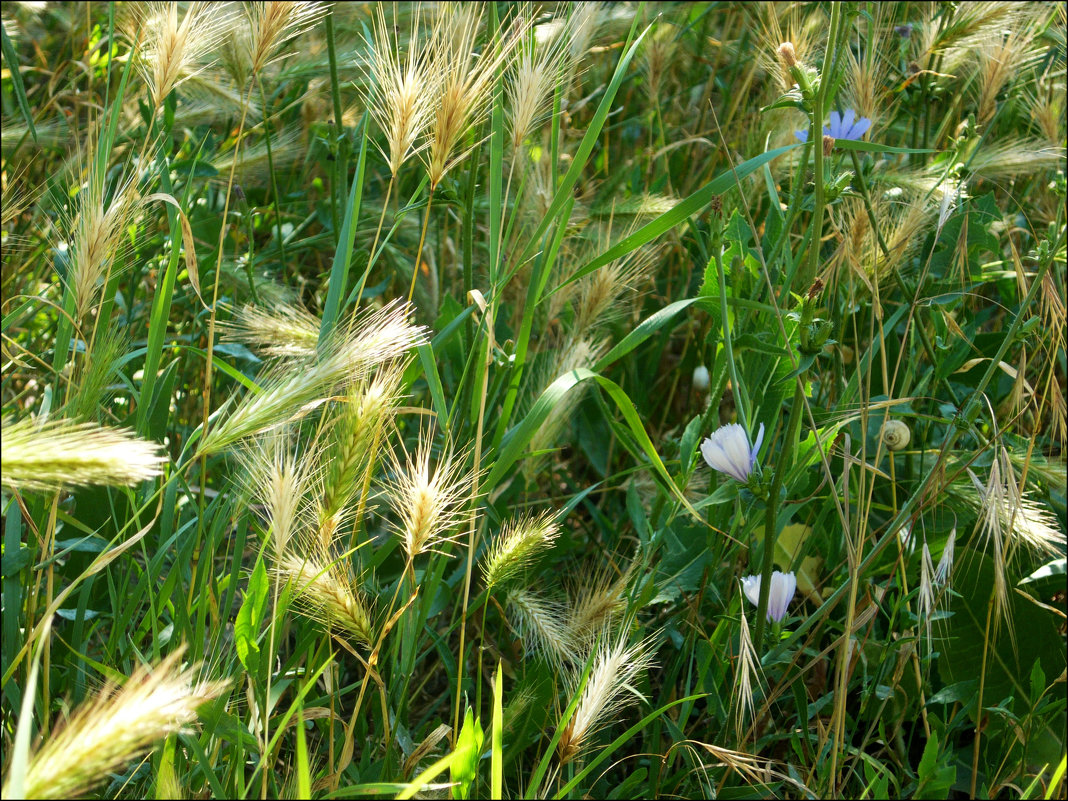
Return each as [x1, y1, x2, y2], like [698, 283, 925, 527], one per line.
[247, 1, 329, 76]
[507, 10, 578, 150]
[558, 634, 656, 764]
[200, 300, 425, 455]
[506, 588, 579, 668]
[276, 552, 375, 647]
[734, 611, 760, 738]
[12, 646, 228, 801]
[386, 430, 474, 561]
[359, 3, 439, 177]
[318, 361, 406, 533]
[239, 431, 319, 556]
[135, 2, 236, 108]
[1, 417, 165, 492]
[567, 564, 634, 644]
[220, 302, 321, 360]
[67, 166, 138, 324]
[482, 511, 559, 591]
[422, 3, 529, 188]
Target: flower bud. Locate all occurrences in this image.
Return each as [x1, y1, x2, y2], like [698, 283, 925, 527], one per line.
[692, 365, 710, 393]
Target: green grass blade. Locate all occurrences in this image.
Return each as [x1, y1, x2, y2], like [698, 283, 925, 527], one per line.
[0, 20, 37, 143]
[319, 113, 369, 345]
[491, 660, 503, 800]
[551, 144, 799, 297]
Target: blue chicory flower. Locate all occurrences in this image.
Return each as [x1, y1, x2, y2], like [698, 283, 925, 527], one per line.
[795, 109, 872, 143]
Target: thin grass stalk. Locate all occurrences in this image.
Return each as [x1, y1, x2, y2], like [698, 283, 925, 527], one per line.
[408, 191, 434, 304]
[753, 383, 804, 652]
[255, 74, 288, 272]
[325, 10, 348, 247]
[454, 304, 493, 737]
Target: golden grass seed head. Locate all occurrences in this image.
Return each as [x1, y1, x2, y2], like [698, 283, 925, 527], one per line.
[134, 1, 238, 109]
[276, 552, 375, 647]
[567, 563, 634, 644]
[247, 1, 329, 76]
[506, 587, 580, 668]
[359, 3, 439, 177]
[220, 302, 321, 361]
[386, 430, 474, 561]
[13, 646, 228, 801]
[1, 417, 165, 492]
[558, 634, 656, 765]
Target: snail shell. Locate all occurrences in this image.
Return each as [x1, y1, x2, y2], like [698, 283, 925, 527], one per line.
[881, 420, 911, 451]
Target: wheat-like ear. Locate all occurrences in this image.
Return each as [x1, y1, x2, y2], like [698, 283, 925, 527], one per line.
[567, 561, 634, 644]
[247, 1, 329, 76]
[220, 302, 321, 360]
[317, 359, 406, 539]
[557, 633, 657, 765]
[422, 3, 530, 189]
[239, 430, 319, 556]
[1, 417, 165, 492]
[9, 645, 228, 801]
[506, 9, 578, 151]
[385, 428, 474, 561]
[733, 610, 761, 739]
[482, 511, 559, 591]
[359, 3, 438, 178]
[506, 587, 580, 668]
[135, 1, 237, 109]
[200, 300, 426, 455]
[65, 163, 139, 325]
[276, 550, 375, 648]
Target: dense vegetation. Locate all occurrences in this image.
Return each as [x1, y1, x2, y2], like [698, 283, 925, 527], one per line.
[1, 2, 1065, 798]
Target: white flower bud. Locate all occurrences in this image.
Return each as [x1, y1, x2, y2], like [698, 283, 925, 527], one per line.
[692, 365, 710, 392]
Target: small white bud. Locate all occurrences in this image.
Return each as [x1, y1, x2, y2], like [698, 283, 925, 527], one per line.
[692, 365, 710, 392]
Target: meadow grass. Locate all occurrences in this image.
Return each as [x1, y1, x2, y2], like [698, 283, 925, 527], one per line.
[1, 2, 1065, 798]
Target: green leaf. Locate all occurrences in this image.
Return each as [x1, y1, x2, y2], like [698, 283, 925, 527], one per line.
[594, 298, 701, 371]
[451, 707, 484, 800]
[915, 729, 956, 800]
[319, 113, 369, 345]
[234, 557, 268, 676]
[833, 139, 937, 154]
[489, 368, 701, 521]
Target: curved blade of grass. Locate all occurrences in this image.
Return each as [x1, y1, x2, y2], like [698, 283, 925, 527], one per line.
[551, 144, 798, 298]
[834, 139, 936, 154]
[594, 297, 701, 371]
[491, 660, 503, 800]
[0, 21, 36, 142]
[488, 367, 701, 521]
[553, 693, 707, 799]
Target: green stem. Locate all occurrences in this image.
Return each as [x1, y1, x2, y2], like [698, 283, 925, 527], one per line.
[752, 382, 805, 652]
[255, 75, 288, 273]
[713, 237, 749, 432]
